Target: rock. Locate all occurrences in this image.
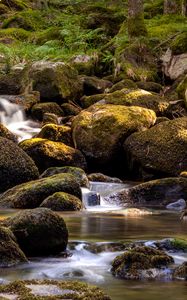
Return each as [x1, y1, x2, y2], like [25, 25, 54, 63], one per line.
[61, 103, 81, 116]
[71, 54, 98, 76]
[166, 199, 186, 211]
[19, 138, 87, 172]
[124, 117, 187, 179]
[85, 191, 100, 206]
[4, 208, 68, 256]
[72, 104, 156, 174]
[111, 246, 174, 280]
[42, 113, 59, 125]
[29, 61, 83, 102]
[161, 48, 187, 80]
[173, 262, 187, 280]
[104, 177, 187, 207]
[40, 166, 89, 188]
[0, 137, 39, 193]
[0, 66, 28, 95]
[88, 173, 123, 183]
[171, 32, 187, 55]
[80, 88, 170, 115]
[40, 192, 82, 211]
[0, 173, 82, 208]
[81, 75, 112, 95]
[31, 102, 64, 122]
[0, 124, 17, 142]
[0, 226, 27, 267]
[155, 117, 170, 125]
[0, 280, 111, 300]
[37, 124, 73, 146]
[0, 93, 40, 111]
[109, 79, 137, 93]
[136, 81, 163, 93]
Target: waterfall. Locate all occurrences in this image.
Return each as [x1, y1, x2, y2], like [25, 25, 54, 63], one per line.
[0, 97, 40, 141]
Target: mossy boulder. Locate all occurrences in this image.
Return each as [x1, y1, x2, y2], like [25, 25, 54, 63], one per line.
[104, 177, 187, 207]
[0, 226, 27, 267]
[29, 61, 83, 102]
[81, 76, 112, 96]
[80, 88, 170, 115]
[0, 124, 17, 142]
[19, 138, 86, 172]
[72, 104, 156, 174]
[171, 32, 187, 55]
[136, 81, 163, 93]
[4, 208, 68, 256]
[40, 192, 82, 211]
[37, 124, 73, 146]
[61, 103, 81, 116]
[88, 173, 122, 183]
[0, 279, 111, 299]
[31, 102, 64, 122]
[109, 79, 137, 93]
[111, 246, 174, 280]
[0, 173, 81, 209]
[40, 166, 89, 188]
[173, 262, 187, 280]
[0, 137, 39, 193]
[124, 117, 187, 179]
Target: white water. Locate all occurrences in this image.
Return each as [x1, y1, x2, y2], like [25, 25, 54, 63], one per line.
[0, 98, 40, 141]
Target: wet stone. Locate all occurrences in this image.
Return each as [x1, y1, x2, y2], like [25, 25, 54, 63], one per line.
[25, 284, 76, 296]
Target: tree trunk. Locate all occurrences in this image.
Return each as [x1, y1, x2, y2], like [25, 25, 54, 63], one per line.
[127, 0, 147, 38]
[181, 0, 187, 16]
[164, 0, 181, 14]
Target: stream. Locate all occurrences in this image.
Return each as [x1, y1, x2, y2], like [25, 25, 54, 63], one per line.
[0, 99, 187, 300]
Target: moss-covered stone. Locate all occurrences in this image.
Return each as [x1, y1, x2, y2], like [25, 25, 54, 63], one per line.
[88, 173, 122, 183]
[0, 137, 39, 193]
[0, 28, 31, 41]
[105, 177, 187, 207]
[0, 226, 27, 267]
[40, 166, 89, 188]
[29, 61, 83, 102]
[80, 88, 170, 115]
[171, 32, 187, 55]
[72, 104, 156, 174]
[170, 238, 187, 252]
[0, 124, 17, 142]
[177, 75, 187, 103]
[81, 75, 112, 96]
[111, 246, 174, 280]
[4, 208, 68, 256]
[40, 192, 82, 211]
[0, 173, 81, 209]
[31, 102, 64, 122]
[37, 124, 73, 146]
[19, 138, 87, 172]
[136, 81, 163, 93]
[61, 103, 81, 117]
[124, 117, 187, 179]
[173, 262, 187, 280]
[0, 279, 111, 299]
[109, 79, 137, 93]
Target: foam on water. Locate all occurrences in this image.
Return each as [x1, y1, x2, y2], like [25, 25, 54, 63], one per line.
[0, 98, 40, 141]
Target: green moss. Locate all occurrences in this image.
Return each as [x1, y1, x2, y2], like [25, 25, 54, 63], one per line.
[37, 124, 73, 146]
[171, 32, 187, 54]
[128, 15, 148, 38]
[0, 28, 31, 41]
[170, 238, 187, 251]
[177, 75, 187, 102]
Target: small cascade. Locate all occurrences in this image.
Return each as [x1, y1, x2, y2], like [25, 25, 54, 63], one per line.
[0, 98, 40, 141]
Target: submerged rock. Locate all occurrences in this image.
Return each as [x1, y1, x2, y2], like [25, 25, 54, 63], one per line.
[0, 226, 27, 267]
[0, 279, 111, 299]
[72, 104, 156, 174]
[166, 199, 186, 211]
[19, 138, 87, 172]
[111, 246, 174, 280]
[104, 177, 187, 207]
[0, 173, 81, 209]
[4, 208, 68, 256]
[0, 137, 39, 193]
[40, 192, 82, 211]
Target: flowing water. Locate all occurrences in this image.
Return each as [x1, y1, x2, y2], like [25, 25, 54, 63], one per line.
[0, 100, 187, 299]
[0, 97, 40, 141]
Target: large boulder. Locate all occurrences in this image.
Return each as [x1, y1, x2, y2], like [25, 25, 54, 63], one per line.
[0, 173, 82, 208]
[104, 177, 187, 207]
[0, 123, 17, 142]
[111, 246, 174, 280]
[80, 88, 169, 116]
[72, 104, 156, 174]
[29, 61, 83, 102]
[31, 102, 64, 122]
[81, 75, 112, 96]
[0, 137, 39, 193]
[4, 208, 68, 256]
[124, 117, 187, 179]
[19, 138, 87, 172]
[40, 166, 89, 188]
[40, 192, 82, 211]
[0, 226, 27, 267]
